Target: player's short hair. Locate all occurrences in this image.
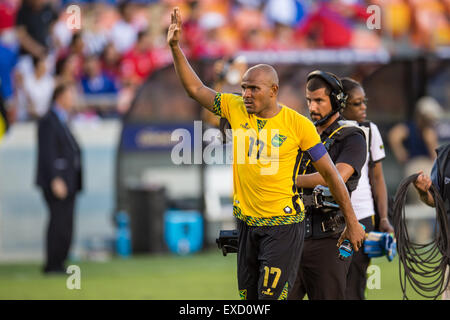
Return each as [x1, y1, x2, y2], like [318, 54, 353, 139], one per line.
[306, 76, 331, 96]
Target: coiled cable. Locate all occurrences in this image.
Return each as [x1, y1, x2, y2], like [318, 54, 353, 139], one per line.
[392, 173, 450, 300]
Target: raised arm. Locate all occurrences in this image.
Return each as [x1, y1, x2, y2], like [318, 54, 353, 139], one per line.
[310, 153, 366, 251]
[167, 7, 217, 111]
[16, 26, 47, 58]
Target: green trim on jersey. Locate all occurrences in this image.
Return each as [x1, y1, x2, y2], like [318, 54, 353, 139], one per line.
[233, 206, 305, 226]
[212, 92, 223, 116]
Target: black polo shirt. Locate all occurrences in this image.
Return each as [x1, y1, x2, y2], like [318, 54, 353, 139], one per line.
[301, 116, 367, 195]
[300, 116, 367, 239]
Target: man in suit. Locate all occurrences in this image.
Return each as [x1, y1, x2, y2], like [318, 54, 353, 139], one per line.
[36, 82, 82, 274]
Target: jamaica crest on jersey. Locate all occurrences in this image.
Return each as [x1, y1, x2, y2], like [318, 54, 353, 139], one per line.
[271, 133, 287, 147]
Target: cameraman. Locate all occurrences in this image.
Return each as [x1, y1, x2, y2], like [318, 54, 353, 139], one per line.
[288, 71, 367, 300]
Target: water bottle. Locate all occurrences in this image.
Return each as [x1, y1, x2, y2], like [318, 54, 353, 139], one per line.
[338, 223, 366, 260]
[116, 211, 131, 258]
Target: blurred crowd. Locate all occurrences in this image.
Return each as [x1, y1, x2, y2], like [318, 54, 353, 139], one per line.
[0, 0, 449, 122]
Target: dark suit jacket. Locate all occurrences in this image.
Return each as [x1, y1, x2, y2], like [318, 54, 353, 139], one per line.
[36, 107, 82, 197]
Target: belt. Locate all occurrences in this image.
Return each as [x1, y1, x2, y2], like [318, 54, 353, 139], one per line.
[300, 185, 344, 239]
[304, 210, 346, 239]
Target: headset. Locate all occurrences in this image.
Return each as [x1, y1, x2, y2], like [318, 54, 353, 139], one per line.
[306, 70, 348, 127]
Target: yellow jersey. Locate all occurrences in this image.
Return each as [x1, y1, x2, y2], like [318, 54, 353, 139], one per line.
[213, 93, 322, 226]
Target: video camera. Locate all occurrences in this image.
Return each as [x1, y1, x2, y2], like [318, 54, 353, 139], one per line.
[216, 229, 238, 256]
[308, 185, 339, 209]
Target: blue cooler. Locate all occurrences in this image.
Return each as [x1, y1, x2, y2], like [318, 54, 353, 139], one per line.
[164, 210, 203, 255]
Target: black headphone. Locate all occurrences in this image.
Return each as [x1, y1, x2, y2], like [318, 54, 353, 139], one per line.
[306, 70, 347, 127]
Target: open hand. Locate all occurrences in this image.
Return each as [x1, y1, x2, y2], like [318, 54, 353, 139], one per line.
[167, 7, 181, 47]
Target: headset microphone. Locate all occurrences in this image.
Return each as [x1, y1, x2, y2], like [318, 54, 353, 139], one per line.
[306, 70, 347, 128]
[313, 109, 339, 127]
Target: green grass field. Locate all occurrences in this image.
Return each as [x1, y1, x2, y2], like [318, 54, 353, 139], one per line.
[0, 250, 433, 300]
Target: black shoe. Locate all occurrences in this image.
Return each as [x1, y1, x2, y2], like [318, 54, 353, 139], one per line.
[43, 266, 66, 275]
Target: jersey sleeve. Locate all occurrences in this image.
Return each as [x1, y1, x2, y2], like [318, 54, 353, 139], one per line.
[212, 92, 241, 122]
[369, 122, 386, 162]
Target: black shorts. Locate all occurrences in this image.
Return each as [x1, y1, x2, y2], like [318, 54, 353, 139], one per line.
[236, 219, 305, 300]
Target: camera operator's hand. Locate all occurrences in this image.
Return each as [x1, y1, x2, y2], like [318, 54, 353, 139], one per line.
[167, 7, 181, 48]
[338, 221, 365, 252]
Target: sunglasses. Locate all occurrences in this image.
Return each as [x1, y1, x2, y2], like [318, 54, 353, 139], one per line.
[347, 98, 368, 107]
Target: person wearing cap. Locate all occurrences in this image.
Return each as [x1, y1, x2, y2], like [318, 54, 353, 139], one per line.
[288, 71, 367, 300]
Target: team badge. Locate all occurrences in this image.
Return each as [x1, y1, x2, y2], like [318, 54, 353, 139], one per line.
[262, 288, 274, 296]
[283, 206, 292, 214]
[272, 134, 287, 147]
[240, 123, 250, 130]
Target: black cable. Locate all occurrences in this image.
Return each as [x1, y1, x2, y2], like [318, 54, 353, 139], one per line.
[392, 173, 450, 300]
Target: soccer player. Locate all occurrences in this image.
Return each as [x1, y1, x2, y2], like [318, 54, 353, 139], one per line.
[167, 7, 365, 300]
